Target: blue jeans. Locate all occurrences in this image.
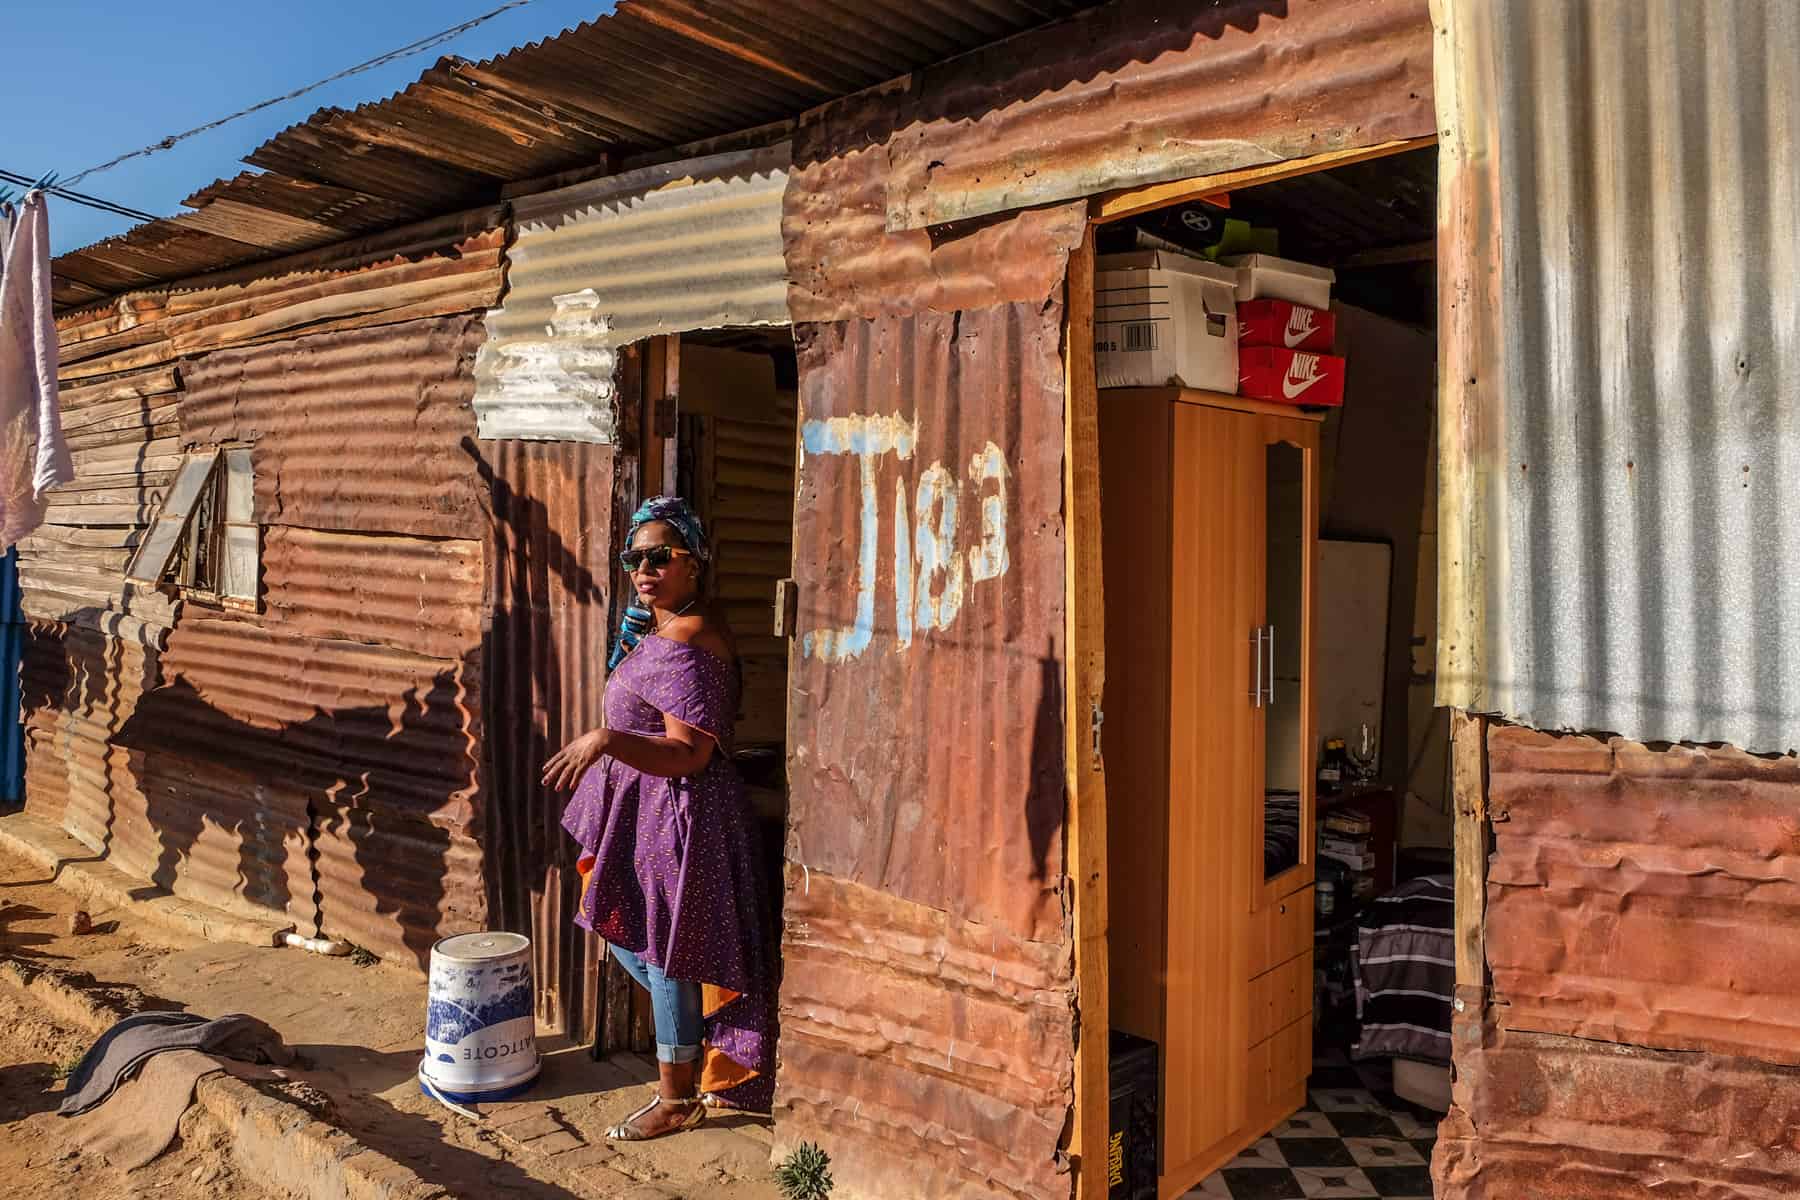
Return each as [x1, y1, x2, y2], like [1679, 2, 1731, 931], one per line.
[609, 945, 702, 1064]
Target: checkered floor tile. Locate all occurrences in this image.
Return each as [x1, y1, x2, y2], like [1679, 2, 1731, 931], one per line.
[1185, 1050, 1442, 1199]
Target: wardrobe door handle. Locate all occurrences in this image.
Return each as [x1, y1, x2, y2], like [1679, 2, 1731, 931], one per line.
[1249, 626, 1264, 708]
[1267, 623, 1278, 706]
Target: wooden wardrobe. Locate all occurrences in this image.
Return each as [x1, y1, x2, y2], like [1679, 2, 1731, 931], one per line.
[1100, 387, 1321, 1198]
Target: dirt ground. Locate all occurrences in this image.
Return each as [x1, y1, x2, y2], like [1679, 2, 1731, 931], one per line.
[0, 978, 288, 1200]
[0, 845, 787, 1199]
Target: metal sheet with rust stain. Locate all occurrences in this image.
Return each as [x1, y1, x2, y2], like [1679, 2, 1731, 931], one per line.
[1435, 1009, 1800, 1200]
[880, 0, 1436, 230]
[474, 438, 616, 1037]
[262, 527, 483, 662]
[128, 618, 480, 832]
[786, 300, 1067, 946]
[775, 867, 1075, 1200]
[1483, 726, 1800, 1064]
[179, 316, 490, 540]
[1435, 0, 1800, 754]
[314, 799, 488, 968]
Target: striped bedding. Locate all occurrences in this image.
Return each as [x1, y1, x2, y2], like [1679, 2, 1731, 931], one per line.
[1351, 873, 1454, 1065]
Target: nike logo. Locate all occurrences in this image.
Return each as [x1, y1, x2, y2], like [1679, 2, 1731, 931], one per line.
[1283, 309, 1320, 348]
[1282, 354, 1326, 400]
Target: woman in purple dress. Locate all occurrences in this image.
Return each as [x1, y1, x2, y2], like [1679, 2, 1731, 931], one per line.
[543, 496, 775, 1141]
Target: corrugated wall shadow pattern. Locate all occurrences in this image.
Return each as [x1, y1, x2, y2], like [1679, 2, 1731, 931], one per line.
[1436, 0, 1800, 752]
[478, 440, 616, 1037]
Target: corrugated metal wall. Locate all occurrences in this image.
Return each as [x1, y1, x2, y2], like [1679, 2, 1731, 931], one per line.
[477, 439, 621, 1042]
[474, 145, 791, 442]
[22, 220, 503, 959]
[1436, 0, 1800, 753]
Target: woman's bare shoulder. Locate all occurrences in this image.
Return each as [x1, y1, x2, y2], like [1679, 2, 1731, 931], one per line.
[657, 614, 735, 664]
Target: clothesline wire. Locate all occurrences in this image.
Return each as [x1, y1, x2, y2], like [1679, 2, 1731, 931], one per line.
[60, 0, 535, 189]
[0, 170, 159, 224]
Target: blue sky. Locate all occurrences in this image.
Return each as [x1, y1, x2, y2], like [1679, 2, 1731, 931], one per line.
[1, 1, 613, 255]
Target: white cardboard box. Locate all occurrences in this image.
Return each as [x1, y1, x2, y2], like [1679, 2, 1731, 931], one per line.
[1096, 250, 1239, 392]
[1226, 253, 1336, 310]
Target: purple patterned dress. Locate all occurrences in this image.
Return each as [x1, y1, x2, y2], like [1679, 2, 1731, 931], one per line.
[560, 634, 776, 1111]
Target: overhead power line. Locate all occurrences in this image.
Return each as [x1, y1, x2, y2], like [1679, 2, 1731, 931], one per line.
[62, 0, 535, 188]
[0, 169, 160, 224]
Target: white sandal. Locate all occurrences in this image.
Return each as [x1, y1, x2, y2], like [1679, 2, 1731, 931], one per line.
[606, 1093, 706, 1141]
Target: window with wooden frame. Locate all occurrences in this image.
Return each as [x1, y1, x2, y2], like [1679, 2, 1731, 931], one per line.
[125, 446, 259, 607]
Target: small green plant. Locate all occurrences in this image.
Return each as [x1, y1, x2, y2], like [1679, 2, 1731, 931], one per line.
[51, 1050, 84, 1081]
[773, 1142, 833, 1200]
[347, 945, 379, 967]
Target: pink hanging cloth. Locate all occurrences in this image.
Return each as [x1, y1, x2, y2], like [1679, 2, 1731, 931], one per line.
[0, 191, 73, 551]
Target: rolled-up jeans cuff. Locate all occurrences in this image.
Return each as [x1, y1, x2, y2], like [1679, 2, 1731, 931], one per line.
[658, 1042, 702, 1065]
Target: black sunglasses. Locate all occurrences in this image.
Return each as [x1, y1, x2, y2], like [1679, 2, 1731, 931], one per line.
[618, 545, 694, 572]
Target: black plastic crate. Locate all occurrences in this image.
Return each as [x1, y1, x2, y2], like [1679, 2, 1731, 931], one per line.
[1108, 1030, 1158, 1200]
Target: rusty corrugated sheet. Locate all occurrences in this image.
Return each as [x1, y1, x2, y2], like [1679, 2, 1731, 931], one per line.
[180, 316, 490, 540]
[112, 750, 315, 930]
[51, 0, 1104, 310]
[786, 300, 1067, 947]
[1481, 726, 1800, 1064]
[262, 527, 483, 662]
[475, 439, 614, 1037]
[474, 145, 791, 442]
[883, 0, 1437, 229]
[315, 800, 487, 968]
[129, 619, 479, 830]
[1435, 1009, 1800, 1200]
[20, 622, 154, 853]
[777, 868, 1073, 1200]
[1436, 0, 1800, 752]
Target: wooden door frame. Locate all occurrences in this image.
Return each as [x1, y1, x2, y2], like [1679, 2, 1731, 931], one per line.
[1062, 135, 1436, 1200]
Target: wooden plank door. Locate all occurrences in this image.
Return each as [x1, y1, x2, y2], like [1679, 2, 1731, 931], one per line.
[1160, 401, 1263, 1193]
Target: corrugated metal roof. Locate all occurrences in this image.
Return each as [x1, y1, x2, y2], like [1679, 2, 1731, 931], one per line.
[884, 0, 1437, 229]
[50, 0, 1104, 311]
[473, 145, 791, 442]
[1435, 0, 1800, 752]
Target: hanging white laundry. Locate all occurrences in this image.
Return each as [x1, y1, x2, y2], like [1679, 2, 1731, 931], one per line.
[0, 191, 73, 551]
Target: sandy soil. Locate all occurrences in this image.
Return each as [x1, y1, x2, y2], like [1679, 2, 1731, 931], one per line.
[0, 846, 787, 1199]
[0, 978, 288, 1200]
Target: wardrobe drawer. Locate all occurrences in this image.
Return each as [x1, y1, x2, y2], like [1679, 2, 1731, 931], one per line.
[1249, 951, 1313, 1047]
[1248, 1015, 1313, 1115]
[1250, 887, 1313, 977]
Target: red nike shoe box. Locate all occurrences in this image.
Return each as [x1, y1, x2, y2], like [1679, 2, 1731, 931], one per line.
[1238, 346, 1346, 408]
[1237, 299, 1336, 352]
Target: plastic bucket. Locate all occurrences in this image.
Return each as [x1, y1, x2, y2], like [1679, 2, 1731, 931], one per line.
[418, 931, 540, 1103]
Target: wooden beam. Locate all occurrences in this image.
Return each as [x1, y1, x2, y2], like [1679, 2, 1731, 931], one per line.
[1451, 709, 1490, 990]
[1090, 136, 1438, 225]
[1334, 239, 1436, 270]
[1063, 227, 1112, 1199]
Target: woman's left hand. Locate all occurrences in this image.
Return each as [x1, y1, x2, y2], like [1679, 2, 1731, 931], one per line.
[542, 729, 611, 792]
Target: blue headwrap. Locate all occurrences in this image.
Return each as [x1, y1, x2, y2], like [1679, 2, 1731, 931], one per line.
[609, 495, 710, 670]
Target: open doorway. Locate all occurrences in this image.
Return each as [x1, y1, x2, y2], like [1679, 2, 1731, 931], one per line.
[1091, 145, 1451, 1199]
[673, 326, 800, 932]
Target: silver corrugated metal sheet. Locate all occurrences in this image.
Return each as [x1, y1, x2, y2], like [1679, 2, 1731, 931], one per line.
[1436, 0, 1800, 752]
[474, 145, 791, 442]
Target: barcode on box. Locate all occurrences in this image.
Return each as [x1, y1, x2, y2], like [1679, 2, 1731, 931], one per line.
[1123, 322, 1158, 352]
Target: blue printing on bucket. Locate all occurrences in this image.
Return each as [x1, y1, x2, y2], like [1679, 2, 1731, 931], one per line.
[417, 1061, 541, 1105]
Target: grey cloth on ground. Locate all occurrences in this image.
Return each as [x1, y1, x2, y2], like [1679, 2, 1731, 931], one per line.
[57, 1010, 294, 1117]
